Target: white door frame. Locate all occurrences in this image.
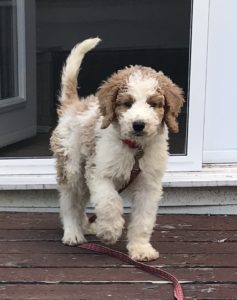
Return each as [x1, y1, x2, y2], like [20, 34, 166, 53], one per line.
[0, 0, 37, 148]
[0, 0, 26, 113]
[203, 0, 237, 164]
[168, 0, 209, 171]
[0, 0, 210, 175]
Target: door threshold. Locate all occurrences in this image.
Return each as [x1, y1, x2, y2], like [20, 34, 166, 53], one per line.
[0, 164, 237, 190]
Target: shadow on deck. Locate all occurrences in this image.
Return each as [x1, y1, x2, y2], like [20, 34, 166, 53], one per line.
[0, 213, 236, 299]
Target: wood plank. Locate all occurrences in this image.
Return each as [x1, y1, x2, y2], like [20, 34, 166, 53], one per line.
[0, 229, 236, 243]
[155, 215, 237, 231]
[0, 241, 89, 254]
[152, 230, 237, 242]
[182, 284, 237, 299]
[0, 212, 61, 230]
[0, 283, 237, 300]
[0, 253, 236, 268]
[0, 213, 237, 230]
[0, 241, 237, 255]
[0, 267, 236, 283]
[114, 241, 237, 254]
[1, 241, 236, 255]
[0, 229, 62, 241]
[0, 283, 173, 300]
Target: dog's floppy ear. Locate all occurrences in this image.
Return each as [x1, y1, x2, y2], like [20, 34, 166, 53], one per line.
[96, 73, 121, 129]
[158, 72, 184, 133]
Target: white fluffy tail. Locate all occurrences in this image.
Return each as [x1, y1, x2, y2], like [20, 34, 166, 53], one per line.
[60, 37, 101, 103]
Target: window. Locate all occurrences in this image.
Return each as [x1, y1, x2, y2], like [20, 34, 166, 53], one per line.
[0, 0, 18, 100]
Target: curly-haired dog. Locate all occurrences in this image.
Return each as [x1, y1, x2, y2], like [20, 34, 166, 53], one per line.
[50, 38, 184, 261]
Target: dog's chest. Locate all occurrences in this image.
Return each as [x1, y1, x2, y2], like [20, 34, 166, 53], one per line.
[103, 152, 134, 180]
[95, 145, 135, 185]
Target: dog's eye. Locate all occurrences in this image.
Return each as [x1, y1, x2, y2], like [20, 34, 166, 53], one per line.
[149, 102, 163, 108]
[123, 101, 133, 108]
[149, 102, 157, 108]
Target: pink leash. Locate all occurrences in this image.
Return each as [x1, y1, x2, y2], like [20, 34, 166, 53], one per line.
[79, 242, 184, 300]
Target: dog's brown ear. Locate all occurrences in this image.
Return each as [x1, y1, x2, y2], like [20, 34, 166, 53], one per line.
[96, 73, 121, 129]
[158, 72, 185, 133]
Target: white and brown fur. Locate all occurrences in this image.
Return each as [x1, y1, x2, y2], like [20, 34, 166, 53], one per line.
[50, 38, 184, 261]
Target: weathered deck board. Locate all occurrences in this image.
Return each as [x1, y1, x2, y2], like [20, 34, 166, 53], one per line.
[0, 213, 236, 230]
[1, 283, 237, 300]
[0, 267, 236, 282]
[0, 212, 237, 300]
[0, 229, 236, 242]
[0, 253, 236, 268]
[0, 240, 236, 255]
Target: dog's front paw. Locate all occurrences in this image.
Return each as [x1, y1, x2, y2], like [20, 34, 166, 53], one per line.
[127, 243, 159, 261]
[96, 217, 125, 244]
[62, 228, 86, 246]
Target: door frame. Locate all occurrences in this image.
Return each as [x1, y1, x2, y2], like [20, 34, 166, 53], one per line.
[0, 0, 26, 113]
[0, 0, 36, 149]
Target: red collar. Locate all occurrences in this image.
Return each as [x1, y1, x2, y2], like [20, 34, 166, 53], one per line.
[122, 139, 139, 149]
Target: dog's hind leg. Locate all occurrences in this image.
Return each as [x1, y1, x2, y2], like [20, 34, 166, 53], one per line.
[76, 175, 96, 236]
[59, 184, 87, 246]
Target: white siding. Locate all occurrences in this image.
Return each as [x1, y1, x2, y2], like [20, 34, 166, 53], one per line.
[203, 0, 237, 163]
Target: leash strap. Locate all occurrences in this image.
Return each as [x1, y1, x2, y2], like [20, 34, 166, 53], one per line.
[79, 242, 184, 300]
[119, 147, 144, 193]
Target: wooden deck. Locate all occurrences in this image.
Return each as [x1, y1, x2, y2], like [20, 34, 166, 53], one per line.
[0, 212, 236, 299]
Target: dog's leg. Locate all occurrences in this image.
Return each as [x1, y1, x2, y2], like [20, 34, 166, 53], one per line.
[78, 181, 96, 236]
[88, 177, 125, 244]
[127, 173, 162, 261]
[59, 185, 86, 246]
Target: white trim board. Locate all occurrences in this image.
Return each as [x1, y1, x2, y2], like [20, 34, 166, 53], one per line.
[0, 187, 236, 207]
[1, 206, 237, 215]
[203, 150, 237, 164]
[0, 164, 237, 190]
[1, 187, 236, 215]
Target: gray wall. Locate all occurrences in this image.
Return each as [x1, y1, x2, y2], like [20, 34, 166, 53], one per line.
[36, 0, 191, 51]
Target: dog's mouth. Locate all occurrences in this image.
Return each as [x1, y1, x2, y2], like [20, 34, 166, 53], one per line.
[133, 131, 145, 137]
[127, 129, 146, 137]
[121, 129, 148, 141]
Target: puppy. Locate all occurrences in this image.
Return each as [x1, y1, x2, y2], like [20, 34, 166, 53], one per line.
[50, 38, 184, 261]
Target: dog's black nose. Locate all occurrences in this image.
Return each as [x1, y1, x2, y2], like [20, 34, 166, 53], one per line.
[133, 121, 145, 132]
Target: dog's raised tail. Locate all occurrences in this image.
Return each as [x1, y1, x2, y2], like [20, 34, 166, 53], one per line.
[60, 37, 101, 104]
